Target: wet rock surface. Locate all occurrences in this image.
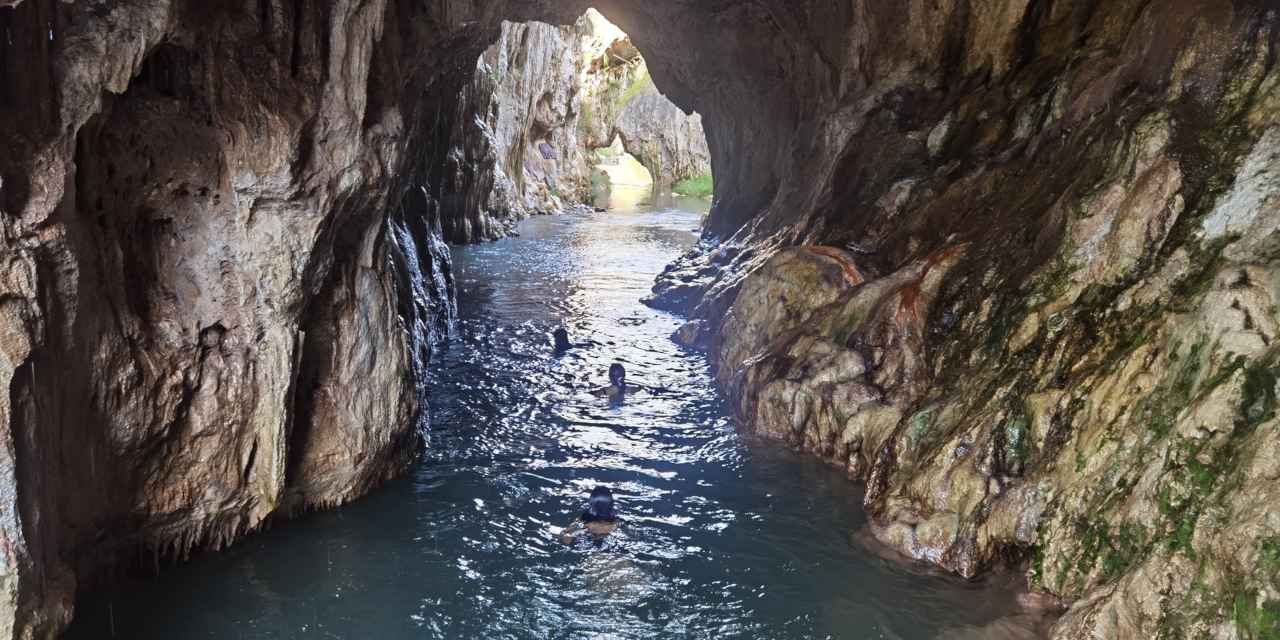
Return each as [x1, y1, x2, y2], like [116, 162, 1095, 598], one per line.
[695, 5, 1280, 639]
[0, 1, 1277, 638]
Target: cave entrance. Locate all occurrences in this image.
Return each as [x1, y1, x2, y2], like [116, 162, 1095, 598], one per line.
[439, 7, 714, 241]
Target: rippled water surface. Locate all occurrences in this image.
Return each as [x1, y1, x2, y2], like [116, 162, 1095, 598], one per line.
[69, 188, 1027, 639]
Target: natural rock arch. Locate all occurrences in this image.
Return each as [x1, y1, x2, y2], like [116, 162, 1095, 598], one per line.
[0, 1, 1275, 638]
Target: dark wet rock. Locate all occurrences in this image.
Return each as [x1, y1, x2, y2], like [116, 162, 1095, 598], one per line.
[671, 319, 707, 350]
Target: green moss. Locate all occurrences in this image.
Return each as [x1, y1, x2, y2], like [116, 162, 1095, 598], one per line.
[1070, 518, 1150, 584]
[906, 406, 938, 448]
[1102, 522, 1147, 580]
[1168, 512, 1198, 556]
[1148, 355, 1278, 563]
[1259, 537, 1280, 583]
[673, 174, 714, 199]
[1234, 590, 1280, 640]
[1133, 334, 1207, 441]
[1030, 527, 1048, 586]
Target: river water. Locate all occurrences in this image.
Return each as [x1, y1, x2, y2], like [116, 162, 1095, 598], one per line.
[68, 188, 1028, 639]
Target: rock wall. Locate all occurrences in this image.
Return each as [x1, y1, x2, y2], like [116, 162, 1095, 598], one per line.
[433, 19, 591, 244]
[612, 83, 712, 187]
[0, 1, 1276, 638]
[0, 0, 578, 635]
[575, 20, 712, 188]
[659, 3, 1280, 639]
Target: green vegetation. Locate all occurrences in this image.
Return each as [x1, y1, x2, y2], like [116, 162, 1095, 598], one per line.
[1234, 590, 1280, 639]
[590, 169, 611, 191]
[906, 405, 938, 448]
[1259, 536, 1280, 579]
[578, 101, 594, 136]
[1070, 518, 1150, 584]
[1133, 334, 1207, 441]
[673, 174, 714, 199]
[615, 67, 651, 109]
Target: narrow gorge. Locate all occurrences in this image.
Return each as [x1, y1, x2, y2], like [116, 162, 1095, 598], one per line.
[0, 1, 1277, 638]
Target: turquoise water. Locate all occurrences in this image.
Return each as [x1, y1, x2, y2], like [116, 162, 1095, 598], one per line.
[67, 188, 1029, 639]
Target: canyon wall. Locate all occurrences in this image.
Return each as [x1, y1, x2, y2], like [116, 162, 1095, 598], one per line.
[646, 2, 1280, 639]
[0, 1, 1275, 639]
[433, 19, 591, 243]
[0, 0, 583, 635]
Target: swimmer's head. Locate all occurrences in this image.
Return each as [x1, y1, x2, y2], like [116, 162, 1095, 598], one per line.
[586, 486, 616, 521]
[608, 362, 626, 388]
[553, 328, 570, 351]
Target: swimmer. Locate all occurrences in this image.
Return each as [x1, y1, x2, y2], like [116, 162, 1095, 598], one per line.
[561, 486, 622, 544]
[591, 362, 668, 401]
[552, 327, 573, 353]
[552, 327, 600, 354]
[591, 362, 628, 401]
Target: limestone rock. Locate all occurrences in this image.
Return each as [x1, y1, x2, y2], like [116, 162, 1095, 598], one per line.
[2, 1, 1279, 638]
[613, 82, 712, 185]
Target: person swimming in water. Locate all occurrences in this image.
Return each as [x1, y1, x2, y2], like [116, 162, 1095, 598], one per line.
[561, 486, 622, 544]
[552, 327, 601, 354]
[552, 327, 573, 353]
[591, 361, 668, 401]
[591, 362, 628, 401]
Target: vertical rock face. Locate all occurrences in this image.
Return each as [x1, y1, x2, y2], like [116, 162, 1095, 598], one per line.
[574, 15, 711, 188]
[679, 4, 1280, 639]
[435, 19, 592, 243]
[611, 81, 712, 186]
[0, 0, 582, 635]
[0, 1, 1277, 638]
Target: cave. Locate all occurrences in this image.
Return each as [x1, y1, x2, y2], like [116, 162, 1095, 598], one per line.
[0, 1, 1278, 638]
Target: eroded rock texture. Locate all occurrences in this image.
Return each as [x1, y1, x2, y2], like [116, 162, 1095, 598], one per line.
[0, 0, 560, 635]
[611, 80, 712, 187]
[0, 1, 1277, 639]
[682, 4, 1280, 639]
[433, 19, 591, 243]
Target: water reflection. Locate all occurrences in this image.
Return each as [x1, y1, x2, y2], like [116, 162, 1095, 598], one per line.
[67, 199, 1030, 639]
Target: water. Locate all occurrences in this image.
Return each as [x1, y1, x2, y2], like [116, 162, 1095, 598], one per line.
[68, 187, 1031, 639]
